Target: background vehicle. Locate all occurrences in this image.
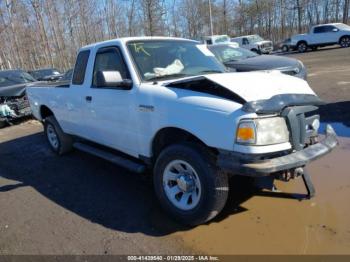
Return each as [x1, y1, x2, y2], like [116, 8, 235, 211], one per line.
[0, 70, 36, 127]
[202, 35, 231, 45]
[208, 43, 307, 79]
[231, 35, 273, 54]
[26, 37, 337, 225]
[29, 68, 63, 81]
[59, 69, 73, 81]
[290, 23, 350, 52]
[279, 38, 292, 52]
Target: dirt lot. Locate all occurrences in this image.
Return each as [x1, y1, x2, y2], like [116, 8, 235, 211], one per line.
[1, 47, 350, 255]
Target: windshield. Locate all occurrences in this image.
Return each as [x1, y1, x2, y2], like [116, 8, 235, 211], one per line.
[127, 40, 225, 81]
[247, 35, 264, 43]
[0, 70, 36, 88]
[336, 23, 350, 30]
[208, 45, 258, 63]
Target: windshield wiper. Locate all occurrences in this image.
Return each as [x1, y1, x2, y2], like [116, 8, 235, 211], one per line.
[147, 73, 191, 82]
[197, 70, 223, 74]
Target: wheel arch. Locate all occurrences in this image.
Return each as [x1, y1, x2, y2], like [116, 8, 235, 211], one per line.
[339, 35, 350, 43]
[297, 40, 308, 46]
[40, 105, 54, 120]
[151, 127, 215, 160]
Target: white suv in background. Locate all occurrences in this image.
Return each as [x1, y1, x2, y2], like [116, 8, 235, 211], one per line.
[231, 35, 273, 54]
[290, 23, 350, 52]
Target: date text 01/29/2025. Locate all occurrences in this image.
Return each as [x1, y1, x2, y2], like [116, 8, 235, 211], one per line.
[127, 255, 219, 261]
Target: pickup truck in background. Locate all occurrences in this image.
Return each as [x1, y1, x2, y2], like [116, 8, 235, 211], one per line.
[231, 35, 273, 54]
[290, 23, 350, 52]
[26, 37, 338, 225]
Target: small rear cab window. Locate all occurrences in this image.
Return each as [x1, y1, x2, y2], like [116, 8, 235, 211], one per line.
[72, 50, 90, 85]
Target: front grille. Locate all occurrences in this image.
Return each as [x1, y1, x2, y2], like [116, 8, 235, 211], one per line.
[282, 106, 319, 150]
[7, 97, 30, 115]
[262, 42, 272, 48]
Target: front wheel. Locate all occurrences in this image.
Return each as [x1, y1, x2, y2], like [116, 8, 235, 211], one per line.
[251, 48, 260, 54]
[297, 42, 308, 53]
[340, 36, 350, 48]
[282, 45, 289, 53]
[153, 143, 229, 226]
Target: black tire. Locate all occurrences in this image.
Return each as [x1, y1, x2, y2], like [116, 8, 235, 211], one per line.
[251, 48, 259, 54]
[282, 45, 289, 53]
[339, 36, 350, 48]
[153, 143, 229, 226]
[0, 120, 7, 129]
[297, 41, 308, 53]
[44, 116, 73, 155]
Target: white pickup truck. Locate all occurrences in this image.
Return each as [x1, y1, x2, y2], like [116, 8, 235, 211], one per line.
[290, 23, 350, 52]
[27, 37, 338, 225]
[231, 35, 273, 54]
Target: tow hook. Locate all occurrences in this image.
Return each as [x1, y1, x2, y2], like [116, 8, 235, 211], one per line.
[301, 169, 316, 199]
[278, 167, 315, 199]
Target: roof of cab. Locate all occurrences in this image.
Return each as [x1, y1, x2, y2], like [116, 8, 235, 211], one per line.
[232, 34, 259, 39]
[312, 23, 344, 27]
[79, 36, 198, 51]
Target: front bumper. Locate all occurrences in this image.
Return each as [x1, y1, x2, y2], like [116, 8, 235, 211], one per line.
[217, 124, 338, 177]
[260, 47, 273, 54]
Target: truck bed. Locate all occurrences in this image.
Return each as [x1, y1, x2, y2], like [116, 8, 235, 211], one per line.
[31, 80, 70, 88]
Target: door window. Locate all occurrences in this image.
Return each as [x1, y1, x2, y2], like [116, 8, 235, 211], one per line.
[92, 47, 130, 87]
[323, 25, 336, 32]
[314, 26, 326, 33]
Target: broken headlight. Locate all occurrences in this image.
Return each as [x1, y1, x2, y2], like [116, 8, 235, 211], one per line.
[236, 117, 290, 145]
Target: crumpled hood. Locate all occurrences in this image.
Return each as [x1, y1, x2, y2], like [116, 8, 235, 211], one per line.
[225, 55, 299, 71]
[200, 72, 314, 102]
[0, 83, 27, 97]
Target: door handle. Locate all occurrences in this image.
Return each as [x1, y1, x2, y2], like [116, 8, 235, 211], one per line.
[85, 96, 92, 102]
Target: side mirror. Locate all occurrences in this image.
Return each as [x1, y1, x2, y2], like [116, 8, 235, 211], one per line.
[95, 71, 132, 89]
[332, 28, 339, 32]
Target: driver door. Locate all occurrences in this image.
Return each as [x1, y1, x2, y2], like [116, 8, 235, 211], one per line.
[84, 46, 139, 157]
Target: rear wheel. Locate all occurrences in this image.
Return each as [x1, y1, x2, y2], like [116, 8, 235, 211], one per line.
[340, 36, 350, 48]
[154, 143, 229, 226]
[297, 42, 308, 53]
[44, 116, 73, 155]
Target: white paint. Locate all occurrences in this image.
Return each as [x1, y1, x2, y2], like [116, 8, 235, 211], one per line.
[290, 22, 350, 47]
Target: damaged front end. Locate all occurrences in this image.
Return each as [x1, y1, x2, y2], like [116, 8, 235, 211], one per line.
[0, 95, 31, 126]
[0, 82, 32, 127]
[217, 94, 339, 198]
